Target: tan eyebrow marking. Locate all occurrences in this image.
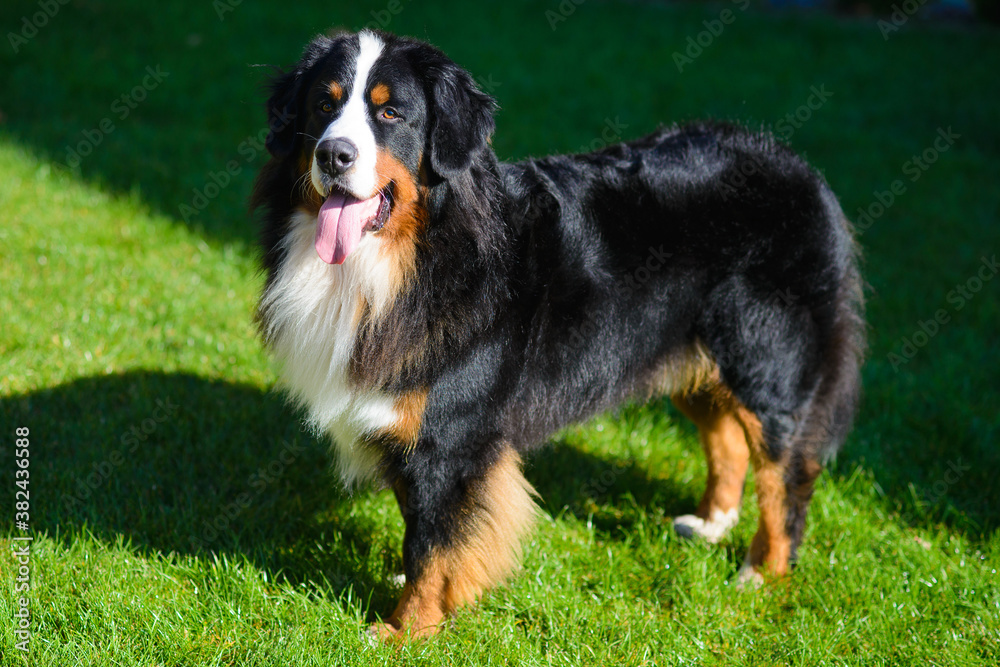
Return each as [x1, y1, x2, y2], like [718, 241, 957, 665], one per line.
[370, 83, 390, 106]
[329, 81, 343, 101]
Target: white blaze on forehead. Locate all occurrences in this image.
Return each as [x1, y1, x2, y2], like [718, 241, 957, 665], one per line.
[311, 31, 385, 198]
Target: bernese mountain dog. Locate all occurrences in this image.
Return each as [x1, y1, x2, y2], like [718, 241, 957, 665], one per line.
[251, 29, 865, 642]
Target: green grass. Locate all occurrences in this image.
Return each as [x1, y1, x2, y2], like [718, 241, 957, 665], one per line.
[1, 0, 999, 664]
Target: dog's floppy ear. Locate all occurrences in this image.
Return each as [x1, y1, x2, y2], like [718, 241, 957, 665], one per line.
[413, 47, 497, 179]
[262, 35, 334, 160]
[263, 68, 303, 160]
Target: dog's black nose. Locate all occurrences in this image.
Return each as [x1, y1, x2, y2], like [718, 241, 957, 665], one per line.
[315, 138, 358, 176]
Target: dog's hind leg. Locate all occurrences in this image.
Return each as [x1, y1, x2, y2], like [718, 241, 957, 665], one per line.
[671, 386, 803, 585]
[738, 358, 862, 585]
[671, 376, 806, 585]
[735, 408, 829, 588]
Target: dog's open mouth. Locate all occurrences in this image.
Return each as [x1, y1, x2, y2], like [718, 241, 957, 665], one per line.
[315, 184, 393, 265]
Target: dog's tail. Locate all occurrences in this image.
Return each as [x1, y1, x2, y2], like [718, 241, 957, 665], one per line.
[810, 188, 867, 462]
[779, 190, 866, 560]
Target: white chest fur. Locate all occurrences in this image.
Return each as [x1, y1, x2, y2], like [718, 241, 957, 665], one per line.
[259, 210, 401, 487]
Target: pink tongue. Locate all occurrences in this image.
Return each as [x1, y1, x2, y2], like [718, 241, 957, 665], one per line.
[315, 191, 383, 264]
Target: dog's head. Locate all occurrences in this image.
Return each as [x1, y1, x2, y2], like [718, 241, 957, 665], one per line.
[262, 30, 497, 265]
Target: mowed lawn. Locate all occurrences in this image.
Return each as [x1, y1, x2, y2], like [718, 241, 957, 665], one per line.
[1, 1, 998, 664]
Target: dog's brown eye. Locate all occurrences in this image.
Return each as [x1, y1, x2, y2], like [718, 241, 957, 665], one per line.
[381, 107, 400, 121]
[319, 101, 334, 114]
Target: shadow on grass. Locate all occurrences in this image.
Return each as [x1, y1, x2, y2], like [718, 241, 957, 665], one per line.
[0, 370, 695, 620]
[526, 435, 698, 536]
[4, 370, 995, 624]
[1, 371, 409, 618]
